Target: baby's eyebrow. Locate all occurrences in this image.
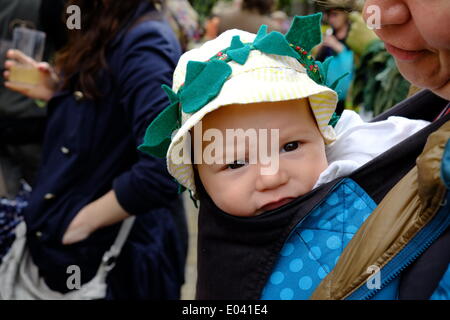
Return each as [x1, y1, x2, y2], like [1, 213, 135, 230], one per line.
[279, 124, 314, 140]
[223, 142, 251, 159]
[198, 142, 247, 166]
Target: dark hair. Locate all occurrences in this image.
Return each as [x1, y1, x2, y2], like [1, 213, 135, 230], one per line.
[39, 0, 69, 52]
[242, 0, 274, 15]
[55, 0, 157, 100]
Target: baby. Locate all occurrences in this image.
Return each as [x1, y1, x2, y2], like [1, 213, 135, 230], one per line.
[194, 99, 328, 216]
[139, 14, 428, 217]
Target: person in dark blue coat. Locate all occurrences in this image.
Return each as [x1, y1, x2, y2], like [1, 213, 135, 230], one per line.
[3, 0, 187, 299]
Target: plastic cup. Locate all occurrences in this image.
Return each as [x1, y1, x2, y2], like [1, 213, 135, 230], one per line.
[9, 27, 46, 86]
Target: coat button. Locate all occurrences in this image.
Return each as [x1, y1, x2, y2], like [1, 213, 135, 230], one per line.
[44, 193, 56, 200]
[60, 146, 70, 155]
[35, 231, 43, 239]
[73, 91, 84, 101]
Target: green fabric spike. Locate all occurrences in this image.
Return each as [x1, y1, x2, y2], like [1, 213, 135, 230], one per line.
[315, 61, 325, 82]
[285, 13, 323, 52]
[177, 182, 186, 194]
[253, 31, 300, 59]
[328, 112, 341, 128]
[138, 100, 180, 158]
[255, 24, 268, 42]
[184, 61, 208, 87]
[318, 56, 334, 84]
[329, 72, 350, 91]
[161, 84, 179, 104]
[226, 34, 249, 64]
[227, 46, 251, 65]
[180, 60, 232, 114]
[229, 35, 245, 50]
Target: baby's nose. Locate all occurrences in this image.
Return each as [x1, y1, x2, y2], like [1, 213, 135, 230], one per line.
[255, 167, 289, 192]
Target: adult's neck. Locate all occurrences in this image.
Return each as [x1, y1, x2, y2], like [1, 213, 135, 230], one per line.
[431, 82, 450, 101]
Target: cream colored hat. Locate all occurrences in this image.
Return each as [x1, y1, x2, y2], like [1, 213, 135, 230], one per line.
[139, 13, 341, 194]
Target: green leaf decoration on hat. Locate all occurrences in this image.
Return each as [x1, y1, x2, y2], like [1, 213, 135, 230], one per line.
[138, 60, 232, 158]
[316, 56, 333, 84]
[162, 83, 179, 104]
[253, 26, 300, 60]
[285, 13, 323, 52]
[316, 56, 350, 90]
[328, 112, 341, 128]
[138, 89, 181, 158]
[227, 35, 252, 65]
[226, 26, 300, 66]
[183, 61, 208, 87]
[180, 60, 232, 114]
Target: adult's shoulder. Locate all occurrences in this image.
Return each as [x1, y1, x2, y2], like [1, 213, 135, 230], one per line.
[107, 13, 182, 79]
[120, 16, 182, 59]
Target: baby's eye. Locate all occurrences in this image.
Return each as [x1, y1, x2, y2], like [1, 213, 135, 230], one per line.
[282, 141, 300, 153]
[227, 159, 247, 170]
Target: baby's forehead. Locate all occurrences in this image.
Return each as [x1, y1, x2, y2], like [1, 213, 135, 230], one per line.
[203, 98, 312, 123]
[194, 99, 319, 140]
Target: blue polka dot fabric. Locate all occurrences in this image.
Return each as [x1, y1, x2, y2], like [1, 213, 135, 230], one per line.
[0, 183, 30, 264]
[261, 179, 376, 300]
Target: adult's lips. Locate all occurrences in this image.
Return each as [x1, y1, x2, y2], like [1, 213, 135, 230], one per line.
[384, 43, 428, 61]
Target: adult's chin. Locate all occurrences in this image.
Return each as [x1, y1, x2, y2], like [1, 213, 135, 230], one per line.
[395, 58, 450, 100]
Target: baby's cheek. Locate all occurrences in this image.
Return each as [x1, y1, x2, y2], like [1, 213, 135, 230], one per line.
[215, 187, 256, 217]
[318, 153, 329, 174]
[300, 147, 328, 189]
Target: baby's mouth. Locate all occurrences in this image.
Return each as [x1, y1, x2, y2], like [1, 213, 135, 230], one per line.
[260, 197, 295, 212]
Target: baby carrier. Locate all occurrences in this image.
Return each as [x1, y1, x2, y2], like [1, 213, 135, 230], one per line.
[195, 89, 450, 300]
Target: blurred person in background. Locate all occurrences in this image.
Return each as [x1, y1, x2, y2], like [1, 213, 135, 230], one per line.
[315, 6, 354, 114]
[2, 0, 187, 299]
[217, 0, 282, 35]
[316, 8, 350, 60]
[165, 0, 201, 51]
[0, 0, 47, 200]
[203, 14, 221, 41]
[0, 0, 69, 264]
[271, 10, 290, 34]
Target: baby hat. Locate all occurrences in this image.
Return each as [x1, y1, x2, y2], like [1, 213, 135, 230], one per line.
[139, 13, 343, 194]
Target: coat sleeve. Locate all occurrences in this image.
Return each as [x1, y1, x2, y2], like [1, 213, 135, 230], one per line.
[112, 20, 182, 215]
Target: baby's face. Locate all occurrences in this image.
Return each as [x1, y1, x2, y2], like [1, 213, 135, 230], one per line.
[195, 99, 328, 217]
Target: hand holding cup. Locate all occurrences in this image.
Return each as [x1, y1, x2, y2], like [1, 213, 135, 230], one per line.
[3, 49, 59, 101]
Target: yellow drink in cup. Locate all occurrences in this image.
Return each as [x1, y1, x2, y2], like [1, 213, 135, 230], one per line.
[9, 65, 40, 85]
